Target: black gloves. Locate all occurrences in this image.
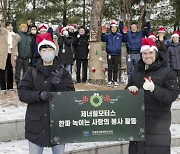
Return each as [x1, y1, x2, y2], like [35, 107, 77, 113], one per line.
[39, 91, 53, 101]
[51, 65, 64, 84]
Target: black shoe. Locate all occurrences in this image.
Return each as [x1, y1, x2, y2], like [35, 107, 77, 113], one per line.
[82, 80, 86, 83]
[75, 81, 81, 84]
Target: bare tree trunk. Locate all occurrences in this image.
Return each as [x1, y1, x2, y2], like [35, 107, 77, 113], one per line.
[83, 0, 85, 27]
[0, 0, 8, 25]
[63, 0, 67, 26]
[126, 0, 131, 29]
[138, 5, 145, 30]
[89, 0, 105, 85]
[122, 0, 127, 27]
[32, 0, 36, 24]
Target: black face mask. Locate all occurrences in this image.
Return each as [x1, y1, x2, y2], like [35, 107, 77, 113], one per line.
[30, 34, 36, 38]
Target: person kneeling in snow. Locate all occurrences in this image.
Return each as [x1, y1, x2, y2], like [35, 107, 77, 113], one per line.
[18, 33, 75, 154]
[126, 38, 179, 154]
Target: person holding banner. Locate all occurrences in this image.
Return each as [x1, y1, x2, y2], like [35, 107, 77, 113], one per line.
[127, 38, 179, 154]
[18, 33, 75, 154]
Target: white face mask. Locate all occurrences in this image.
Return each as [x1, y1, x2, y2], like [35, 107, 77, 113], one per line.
[40, 49, 55, 63]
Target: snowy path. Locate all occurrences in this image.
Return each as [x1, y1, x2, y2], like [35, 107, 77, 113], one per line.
[0, 140, 179, 154]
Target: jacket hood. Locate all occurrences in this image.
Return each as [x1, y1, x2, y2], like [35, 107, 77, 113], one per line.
[137, 52, 168, 71]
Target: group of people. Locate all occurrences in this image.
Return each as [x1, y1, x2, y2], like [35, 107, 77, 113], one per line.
[0, 17, 90, 91]
[102, 19, 180, 154]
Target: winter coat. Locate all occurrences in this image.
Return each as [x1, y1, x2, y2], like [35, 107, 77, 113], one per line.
[156, 37, 170, 53]
[119, 22, 150, 52]
[123, 31, 145, 52]
[48, 27, 53, 40]
[167, 42, 180, 70]
[0, 27, 20, 70]
[101, 32, 124, 55]
[29, 33, 38, 64]
[58, 35, 74, 64]
[17, 31, 32, 58]
[18, 58, 75, 147]
[73, 34, 89, 60]
[126, 52, 179, 154]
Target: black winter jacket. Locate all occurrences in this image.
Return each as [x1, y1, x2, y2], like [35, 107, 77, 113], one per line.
[18, 58, 75, 147]
[167, 42, 180, 70]
[126, 52, 179, 154]
[73, 34, 89, 60]
[58, 36, 74, 64]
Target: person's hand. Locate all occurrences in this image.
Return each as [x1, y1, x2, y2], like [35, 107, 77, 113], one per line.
[123, 26, 128, 33]
[39, 91, 53, 101]
[143, 77, 155, 92]
[51, 65, 64, 84]
[77, 34, 80, 38]
[63, 30, 69, 37]
[101, 25, 107, 33]
[128, 86, 138, 95]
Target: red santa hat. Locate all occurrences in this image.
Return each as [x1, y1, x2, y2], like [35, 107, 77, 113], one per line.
[110, 20, 118, 27]
[39, 24, 48, 32]
[171, 31, 180, 38]
[58, 26, 67, 34]
[36, 33, 56, 52]
[140, 38, 158, 53]
[157, 26, 166, 33]
[67, 24, 77, 30]
[148, 33, 157, 39]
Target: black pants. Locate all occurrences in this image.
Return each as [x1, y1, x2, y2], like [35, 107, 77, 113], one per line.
[107, 55, 121, 82]
[0, 54, 13, 90]
[76, 59, 88, 82]
[15, 57, 29, 87]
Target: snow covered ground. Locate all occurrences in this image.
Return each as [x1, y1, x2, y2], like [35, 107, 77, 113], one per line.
[0, 139, 179, 154]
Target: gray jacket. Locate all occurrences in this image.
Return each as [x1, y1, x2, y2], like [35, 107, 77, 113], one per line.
[167, 42, 180, 70]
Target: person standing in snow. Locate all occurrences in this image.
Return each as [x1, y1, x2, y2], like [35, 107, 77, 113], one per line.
[73, 26, 89, 83]
[119, 20, 150, 80]
[0, 21, 20, 90]
[58, 27, 74, 74]
[126, 38, 179, 154]
[15, 24, 31, 87]
[18, 33, 75, 154]
[29, 25, 38, 66]
[101, 20, 125, 86]
[167, 31, 180, 98]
